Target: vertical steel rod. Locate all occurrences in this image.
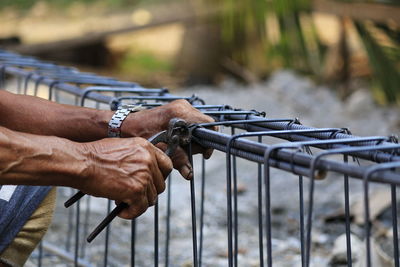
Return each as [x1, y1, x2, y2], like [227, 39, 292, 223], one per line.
[81, 196, 91, 258]
[199, 158, 206, 267]
[226, 146, 234, 267]
[363, 174, 372, 267]
[66, 190, 74, 252]
[104, 199, 112, 267]
[231, 128, 239, 267]
[154, 201, 159, 267]
[188, 143, 199, 267]
[165, 175, 172, 267]
[362, 163, 400, 267]
[299, 175, 305, 267]
[391, 185, 399, 267]
[343, 155, 353, 267]
[38, 241, 43, 267]
[131, 219, 136, 267]
[263, 155, 272, 267]
[257, 136, 264, 267]
[74, 200, 80, 267]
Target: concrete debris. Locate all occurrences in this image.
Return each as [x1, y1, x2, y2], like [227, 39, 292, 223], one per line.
[329, 233, 363, 266]
[351, 189, 392, 225]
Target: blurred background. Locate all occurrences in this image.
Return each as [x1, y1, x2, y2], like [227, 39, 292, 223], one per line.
[1, 1, 400, 265]
[0, 0, 399, 104]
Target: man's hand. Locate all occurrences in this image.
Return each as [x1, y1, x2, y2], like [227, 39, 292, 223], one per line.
[78, 137, 173, 219]
[122, 99, 215, 140]
[0, 125, 172, 219]
[121, 100, 217, 178]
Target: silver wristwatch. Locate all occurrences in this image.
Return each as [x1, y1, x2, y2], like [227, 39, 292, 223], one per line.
[108, 104, 143, 137]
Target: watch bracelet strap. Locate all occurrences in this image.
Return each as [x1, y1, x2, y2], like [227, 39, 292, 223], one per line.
[108, 105, 144, 138]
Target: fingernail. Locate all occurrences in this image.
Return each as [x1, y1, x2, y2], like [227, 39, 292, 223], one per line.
[204, 148, 213, 159]
[186, 169, 193, 180]
[182, 164, 193, 180]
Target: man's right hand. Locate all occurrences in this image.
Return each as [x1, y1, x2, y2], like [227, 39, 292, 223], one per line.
[0, 124, 173, 220]
[78, 137, 173, 219]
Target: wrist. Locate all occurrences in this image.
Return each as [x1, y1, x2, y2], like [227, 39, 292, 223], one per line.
[108, 105, 145, 138]
[27, 137, 91, 189]
[63, 141, 92, 189]
[91, 107, 139, 138]
[36, 138, 91, 188]
[96, 109, 114, 138]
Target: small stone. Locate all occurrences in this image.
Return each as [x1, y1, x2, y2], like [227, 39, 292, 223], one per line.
[329, 233, 363, 266]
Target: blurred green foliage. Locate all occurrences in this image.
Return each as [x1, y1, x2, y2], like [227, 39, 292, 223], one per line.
[219, 0, 323, 74]
[356, 22, 400, 104]
[119, 51, 172, 75]
[218, 0, 400, 103]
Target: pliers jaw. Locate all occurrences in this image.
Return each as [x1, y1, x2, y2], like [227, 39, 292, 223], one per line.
[149, 118, 192, 157]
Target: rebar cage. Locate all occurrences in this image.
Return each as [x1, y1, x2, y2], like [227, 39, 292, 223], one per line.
[1, 49, 399, 267]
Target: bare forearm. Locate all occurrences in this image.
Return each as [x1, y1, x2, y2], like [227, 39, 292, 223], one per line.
[0, 126, 87, 187]
[0, 91, 215, 161]
[0, 90, 112, 141]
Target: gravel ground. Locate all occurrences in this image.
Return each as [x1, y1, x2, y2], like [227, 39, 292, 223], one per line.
[23, 70, 400, 267]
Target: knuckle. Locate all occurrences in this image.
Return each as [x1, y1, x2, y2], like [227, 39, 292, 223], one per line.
[169, 99, 190, 113]
[173, 99, 188, 106]
[135, 146, 153, 164]
[139, 202, 149, 214]
[134, 137, 148, 146]
[132, 186, 144, 196]
[141, 152, 154, 165]
[131, 180, 147, 194]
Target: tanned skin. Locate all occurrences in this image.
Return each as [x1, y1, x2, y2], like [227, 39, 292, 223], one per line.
[0, 90, 215, 219]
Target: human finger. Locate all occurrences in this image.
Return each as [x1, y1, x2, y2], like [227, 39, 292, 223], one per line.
[155, 143, 192, 180]
[170, 147, 193, 180]
[189, 143, 214, 159]
[152, 144, 173, 178]
[146, 182, 158, 206]
[148, 146, 170, 194]
[117, 194, 149, 219]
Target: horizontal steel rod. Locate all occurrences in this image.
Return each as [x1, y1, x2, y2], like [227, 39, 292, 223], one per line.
[214, 114, 400, 162]
[4, 67, 173, 105]
[193, 128, 400, 185]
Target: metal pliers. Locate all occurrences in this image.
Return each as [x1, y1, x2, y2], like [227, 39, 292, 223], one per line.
[64, 118, 193, 242]
[149, 118, 192, 157]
